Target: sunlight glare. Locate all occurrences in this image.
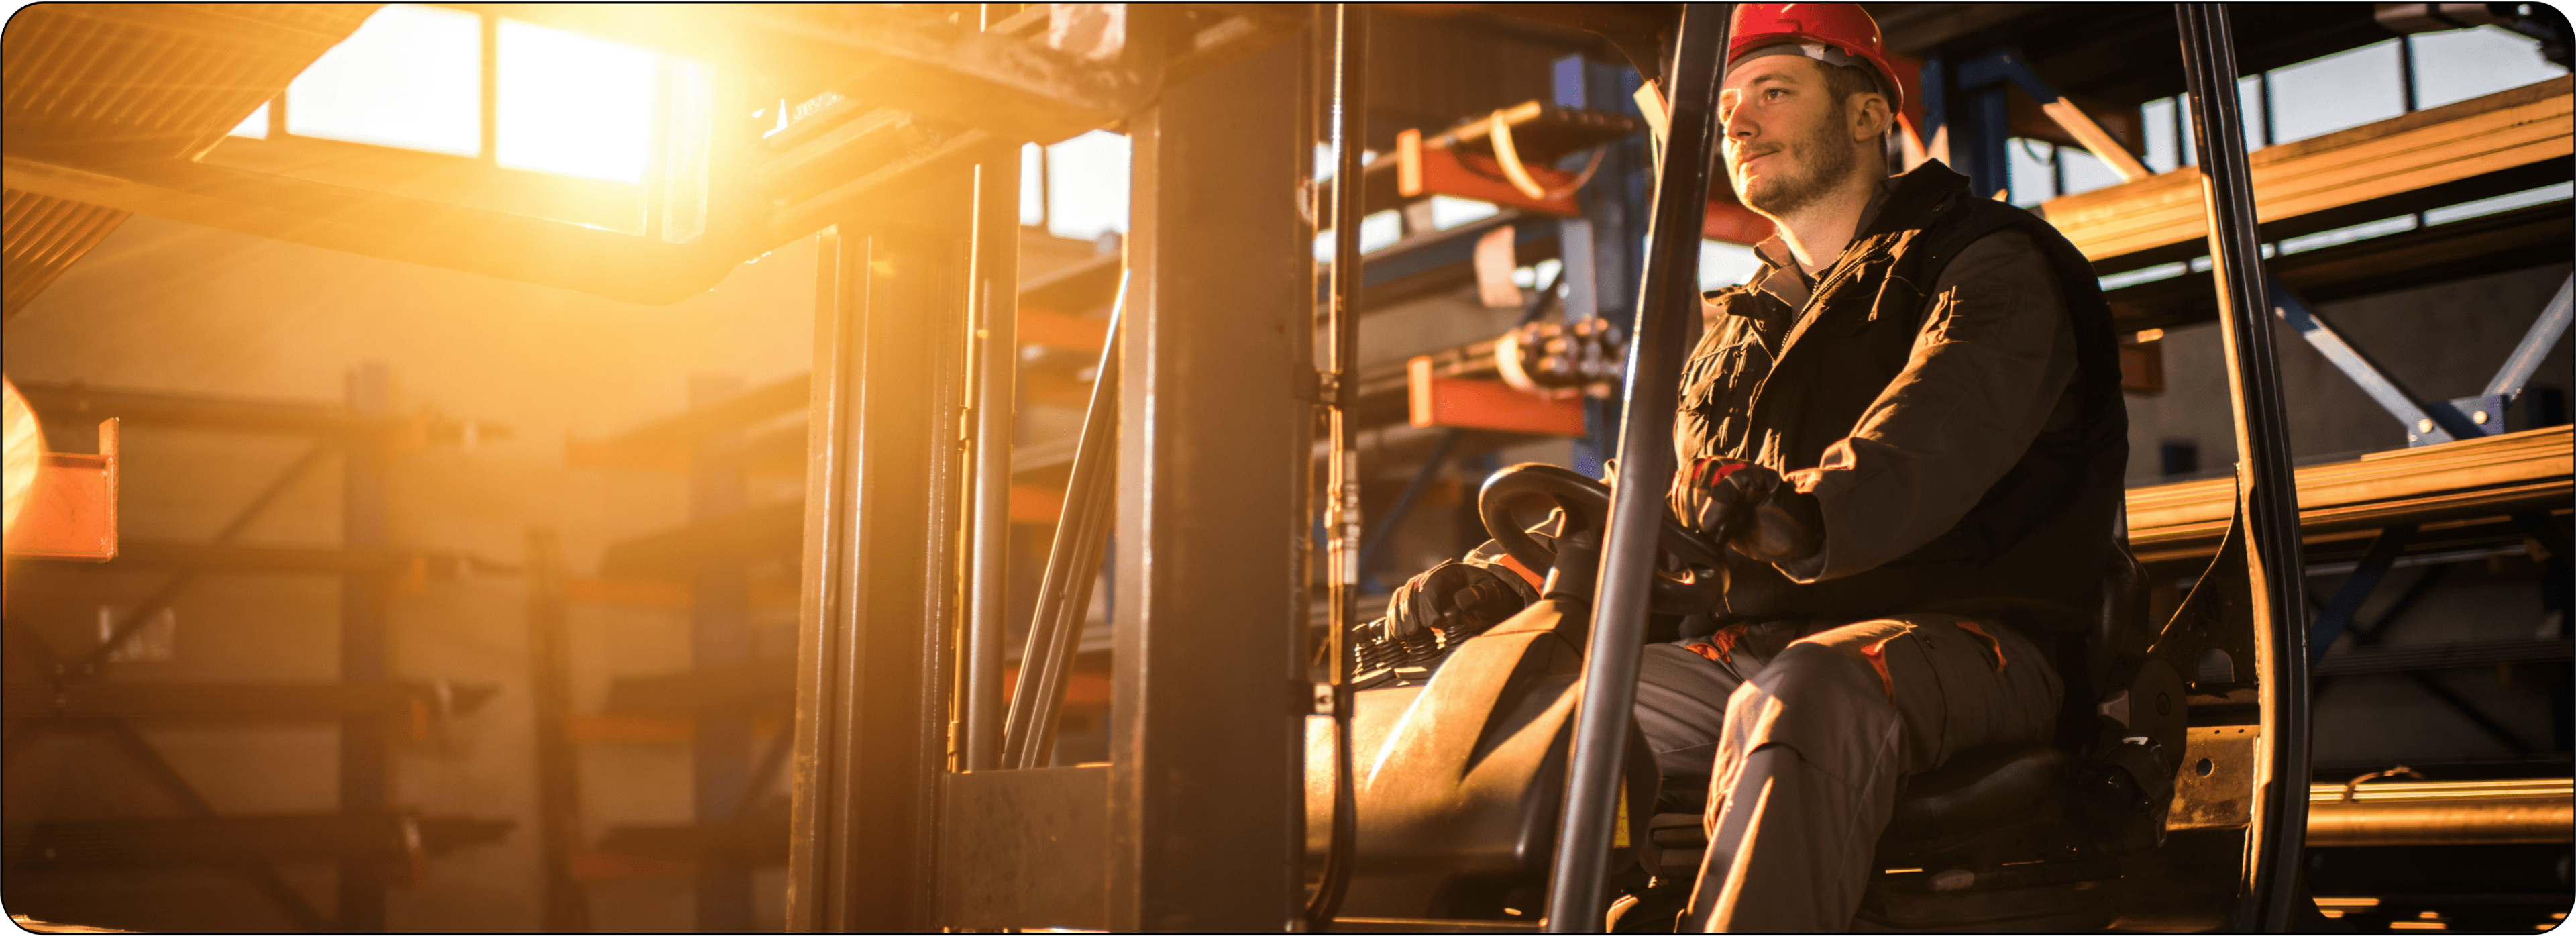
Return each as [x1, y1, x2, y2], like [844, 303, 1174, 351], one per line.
[286, 4, 480, 155]
[497, 19, 660, 183]
[229, 101, 270, 139]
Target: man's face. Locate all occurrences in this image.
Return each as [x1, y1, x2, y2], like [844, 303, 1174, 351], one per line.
[1718, 56, 1860, 217]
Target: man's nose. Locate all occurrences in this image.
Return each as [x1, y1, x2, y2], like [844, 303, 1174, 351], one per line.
[1722, 106, 1758, 144]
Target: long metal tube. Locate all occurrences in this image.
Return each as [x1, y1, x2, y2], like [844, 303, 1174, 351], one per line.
[2174, 6, 2311, 931]
[965, 152, 1021, 772]
[1546, 5, 1729, 931]
[2306, 794, 2574, 847]
[998, 275, 1126, 770]
[1308, 4, 1368, 929]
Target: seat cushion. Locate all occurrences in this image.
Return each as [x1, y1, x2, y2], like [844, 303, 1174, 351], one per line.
[1640, 742, 2072, 866]
[1882, 742, 2067, 845]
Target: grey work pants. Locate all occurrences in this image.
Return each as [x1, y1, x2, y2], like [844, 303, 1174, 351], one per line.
[1630, 613, 2062, 932]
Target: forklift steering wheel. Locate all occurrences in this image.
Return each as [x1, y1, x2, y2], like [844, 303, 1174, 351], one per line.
[1477, 463, 1727, 615]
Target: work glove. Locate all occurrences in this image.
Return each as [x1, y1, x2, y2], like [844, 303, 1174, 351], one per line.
[1666, 456, 1826, 564]
[1385, 559, 1538, 647]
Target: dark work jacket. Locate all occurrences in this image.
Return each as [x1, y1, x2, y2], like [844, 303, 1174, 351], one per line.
[1681, 162, 2128, 634]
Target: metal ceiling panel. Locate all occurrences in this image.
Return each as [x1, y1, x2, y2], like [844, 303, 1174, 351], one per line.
[1, 3, 376, 319]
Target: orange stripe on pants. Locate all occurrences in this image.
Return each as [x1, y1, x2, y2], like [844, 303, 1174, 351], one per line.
[1953, 621, 2007, 672]
[1856, 634, 1900, 702]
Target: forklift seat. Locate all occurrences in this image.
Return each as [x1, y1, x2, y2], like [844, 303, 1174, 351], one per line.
[1880, 741, 2068, 845]
[1639, 740, 2076, 876]
[1629, 543, 2175, 932]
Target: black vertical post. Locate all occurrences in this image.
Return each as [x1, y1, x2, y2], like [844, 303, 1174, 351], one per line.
[688, 374, 753, 933]
[2174, 5, 2310, 931]
[1108, 29, 1311, 932]
[1310, 3, 1367, 927]
[784, 172, 977, 931]
[965, 147, 1022, 774]
[525, 528, 590, 933]
[1550, 5, 1729, 931]
[339, 361, 392, 932]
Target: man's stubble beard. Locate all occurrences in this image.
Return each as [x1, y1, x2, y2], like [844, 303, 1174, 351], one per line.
[1728, 101, 1859, 218]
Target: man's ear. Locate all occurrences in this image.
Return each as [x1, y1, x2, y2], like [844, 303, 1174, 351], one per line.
[1849, 93, 1894, 142]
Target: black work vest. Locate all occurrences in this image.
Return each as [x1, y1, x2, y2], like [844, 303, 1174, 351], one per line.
[1681, 162, 2128, 633]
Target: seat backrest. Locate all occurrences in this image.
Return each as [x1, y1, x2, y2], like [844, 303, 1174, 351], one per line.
[2090, 535, 2153, 698]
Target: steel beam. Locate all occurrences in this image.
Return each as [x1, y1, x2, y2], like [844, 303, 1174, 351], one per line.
[11, 381, 508, 441]
[2270, 285, 2480, 446]
[2485, 273, 2574, 400]
[784, 177, 975, 931]
[82, 440, 329, 672]
[2305, 524, 2416, 666]
[2316, 635, 2574, 676]
[1355, 429, 1461, 586]
[964, 148, 1024, 773]
[1315, 6, 1368, 926]
[598, 376, 809, 452]
[12, 811, 514, 868]
[2176, 6, 2313, 931]
[0, 680, 496, 721]
[2306, 780, 2573, 847]
[598, 503, 803, 576]
[998, 291, 1122, 771]
[1108, 30, 1312, 932]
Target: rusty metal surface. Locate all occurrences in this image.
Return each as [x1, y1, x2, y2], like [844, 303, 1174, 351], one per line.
[934, 766, 1111, 931]
[1, 3, 375, 319]
[2169, 724, 2261, 831]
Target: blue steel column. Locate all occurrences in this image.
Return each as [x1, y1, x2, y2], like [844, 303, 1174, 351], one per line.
[1558, 53, 1653, 478]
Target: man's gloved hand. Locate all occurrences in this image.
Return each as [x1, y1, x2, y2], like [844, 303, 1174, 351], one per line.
[1666, 456, 1827, 564]
[1386, 560, 1537, 646]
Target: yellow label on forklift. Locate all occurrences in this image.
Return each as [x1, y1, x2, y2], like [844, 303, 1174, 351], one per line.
[1615, 787, 1630, 849]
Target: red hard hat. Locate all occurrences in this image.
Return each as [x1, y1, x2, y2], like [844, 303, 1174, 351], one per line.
[1727, 3, 1903, 113]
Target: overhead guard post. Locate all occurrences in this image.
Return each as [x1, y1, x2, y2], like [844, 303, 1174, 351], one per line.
[1546, 4, 1731, 931]
[2175, 5, 2314, 931]
[1309, 3, 1371, 929]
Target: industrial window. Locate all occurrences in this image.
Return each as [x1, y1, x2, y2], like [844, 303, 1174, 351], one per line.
[285, 3, 481, 155]
[2412, 23, 2571, 107]
[229, 5, 712, 189]
[495, 19, 665, 182]
[1038, 129, 1132, 242]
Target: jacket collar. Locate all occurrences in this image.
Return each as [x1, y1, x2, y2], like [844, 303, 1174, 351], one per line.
[1734, 160, 1974, 316]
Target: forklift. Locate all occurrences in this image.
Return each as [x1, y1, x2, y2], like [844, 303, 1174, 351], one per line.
[3, 2, 2557, 931]
[773, 3, 2560, 931]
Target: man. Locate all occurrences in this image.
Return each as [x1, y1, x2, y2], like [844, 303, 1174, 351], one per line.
[1384, 4, 2127, 929]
